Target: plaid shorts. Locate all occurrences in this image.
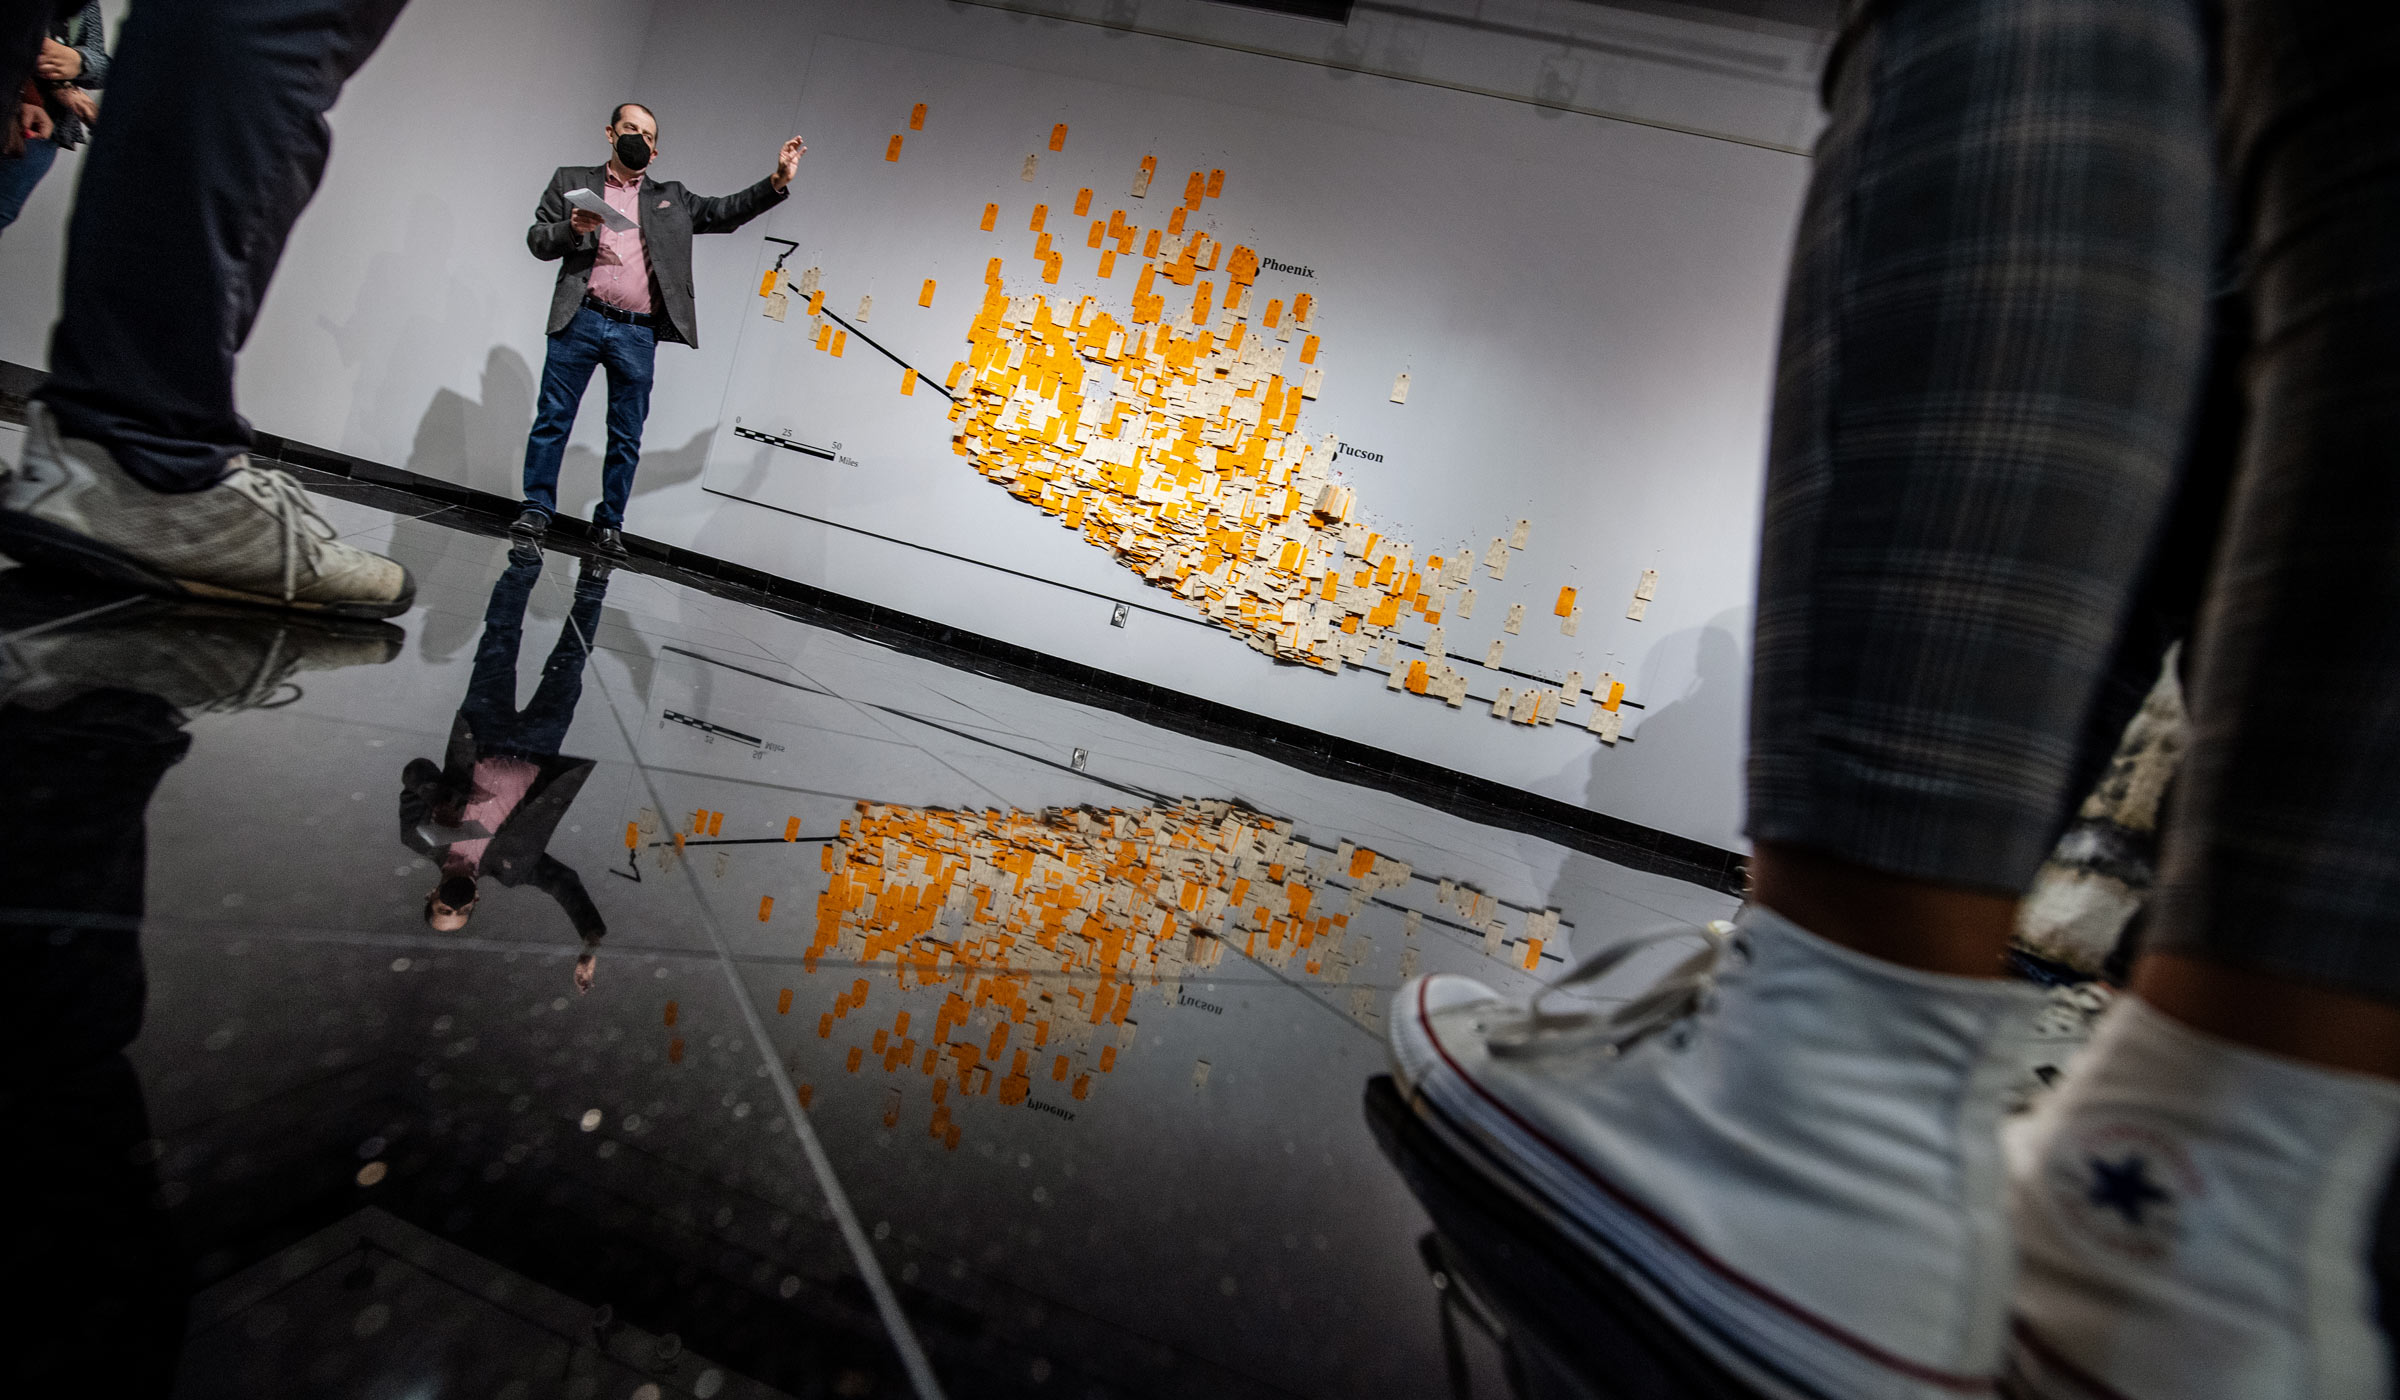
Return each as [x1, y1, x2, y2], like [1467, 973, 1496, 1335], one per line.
[1750, 0, 2400, 994]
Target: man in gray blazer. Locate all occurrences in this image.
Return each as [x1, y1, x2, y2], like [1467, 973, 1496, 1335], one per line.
[514, 103, 803, 556]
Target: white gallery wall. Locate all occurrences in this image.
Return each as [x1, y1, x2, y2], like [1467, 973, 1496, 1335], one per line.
[0, 0, 1824, 857]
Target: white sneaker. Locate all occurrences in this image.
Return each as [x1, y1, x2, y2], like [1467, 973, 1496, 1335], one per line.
[1386, 904, 2047, 1400]
[2005, 997, 2400, 1400]
[0, 404, 414, 619]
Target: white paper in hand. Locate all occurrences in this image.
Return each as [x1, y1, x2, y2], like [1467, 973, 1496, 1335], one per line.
[564, 188, 635, 232]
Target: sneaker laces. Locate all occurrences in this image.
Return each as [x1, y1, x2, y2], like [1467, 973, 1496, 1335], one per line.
[235, 464, 343, 603]
[1487, 919, 1743, 1059]
[202, 623, 306, 713]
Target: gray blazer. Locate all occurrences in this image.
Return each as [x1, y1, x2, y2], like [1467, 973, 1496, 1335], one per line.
[399, 720, 604, 943]
[526, 163, 787, 348]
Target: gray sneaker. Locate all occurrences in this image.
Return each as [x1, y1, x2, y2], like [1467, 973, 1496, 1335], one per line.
[0, 576, 405, 716]
[0, 404, 415, 619]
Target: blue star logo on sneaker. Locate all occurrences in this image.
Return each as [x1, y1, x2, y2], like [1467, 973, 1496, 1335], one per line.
[2047, 1121, 2200, 1260]
[2086, 1153, 2170, 1226]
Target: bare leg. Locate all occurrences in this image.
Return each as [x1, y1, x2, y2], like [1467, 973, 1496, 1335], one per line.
[1749, 841, 2019, 979]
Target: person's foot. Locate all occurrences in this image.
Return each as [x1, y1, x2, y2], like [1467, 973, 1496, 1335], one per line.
[2004, 998, 2400, 1399]
[1385, 905, 2045, 1400]
[508, 507, 548, 542]
[589, 526, 629, 559]
[0, 567, 404, 715]
[0, 404, 415, 619]
[578, 553, 615, 587]
[507, 536, 544, 567]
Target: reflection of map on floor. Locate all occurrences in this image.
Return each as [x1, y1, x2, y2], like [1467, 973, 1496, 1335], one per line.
[764, 122, 1630, 741]
[763, 799, 1560, 1150]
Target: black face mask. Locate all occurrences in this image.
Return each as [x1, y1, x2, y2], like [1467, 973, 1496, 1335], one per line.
[614, 131, 653, 170]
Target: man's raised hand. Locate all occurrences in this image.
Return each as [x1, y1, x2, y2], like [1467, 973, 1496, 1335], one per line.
[568, 208, 604, 234]
[771, 135, 806, 191]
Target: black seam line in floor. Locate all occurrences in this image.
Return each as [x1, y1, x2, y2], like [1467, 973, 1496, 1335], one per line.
[0, 379, 1744, 895]
[252, 429, 1748, 896]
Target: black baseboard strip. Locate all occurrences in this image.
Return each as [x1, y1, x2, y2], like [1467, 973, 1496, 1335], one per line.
[2, 372, 1747, 895]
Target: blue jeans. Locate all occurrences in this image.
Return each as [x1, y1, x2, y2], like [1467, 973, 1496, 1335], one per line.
[458, 551, 606, 759]
[0, 136, 58, 230]
[519, 303, 655, 530]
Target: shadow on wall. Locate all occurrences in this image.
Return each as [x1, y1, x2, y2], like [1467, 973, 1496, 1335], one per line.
[1538, 607, 1753, 955]
[402, 344, 713, 523]
[1585, 606, 1750, 855]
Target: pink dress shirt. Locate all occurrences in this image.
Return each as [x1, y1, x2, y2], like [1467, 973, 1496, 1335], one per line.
[440, 754, 541, 877]
[585, 166, 654, 315]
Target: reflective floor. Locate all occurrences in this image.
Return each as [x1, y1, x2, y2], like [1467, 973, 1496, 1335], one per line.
[2, 477, 1737, 1399]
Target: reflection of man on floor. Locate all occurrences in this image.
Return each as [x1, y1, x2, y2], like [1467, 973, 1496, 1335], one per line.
[403, 549, 609, 989]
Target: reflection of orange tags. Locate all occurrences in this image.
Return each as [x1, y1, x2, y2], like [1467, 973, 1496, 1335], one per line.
[784, 816, 801, 841]
[624, 822, 638, 849]
[885, 134, 903, 162]
[663, 1000, 678, 1026]
[909, 102, 926, 131]
[1049, 123, 1068, 151]
[758, 895, 775, 921]
[777, 988, 793, 1014]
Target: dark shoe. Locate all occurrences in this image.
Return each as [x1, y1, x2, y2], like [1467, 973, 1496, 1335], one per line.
[590, 527, 629, 559]
[508, 507, 548, 542]
[507, 537, 544, 567]
[578, 554, 615, 587]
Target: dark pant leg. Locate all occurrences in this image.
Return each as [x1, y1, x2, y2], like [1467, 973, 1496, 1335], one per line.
[34, 0, 411, 492]
[520, 309, 605, 521]
[2149, 6, 2400, 994]
[510, 575, 606, 758]
[457, 552, 541, 746]
[1, 691, 196, 1391]
[592, 318, 654, 529]
[1746, 0, 2214, 893]
[0, 135, 58, 229]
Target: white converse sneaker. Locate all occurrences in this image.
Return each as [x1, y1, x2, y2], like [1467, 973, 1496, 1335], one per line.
[1386, 904, 2047, 1400]
[0, 404, 414, 618]
[2005, 997, 2400, 1400]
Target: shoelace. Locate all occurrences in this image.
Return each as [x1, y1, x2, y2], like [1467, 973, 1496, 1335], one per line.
[235, 465, 342, 603]
[1487, 919, 1743, 1059]
[208, 624, 305, 713]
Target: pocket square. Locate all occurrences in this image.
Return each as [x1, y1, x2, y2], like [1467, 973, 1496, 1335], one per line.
[656, 199, 670, 208]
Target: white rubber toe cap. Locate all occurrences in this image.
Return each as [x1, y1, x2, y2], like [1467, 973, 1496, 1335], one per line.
[1387, 973, 1504, 1096]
